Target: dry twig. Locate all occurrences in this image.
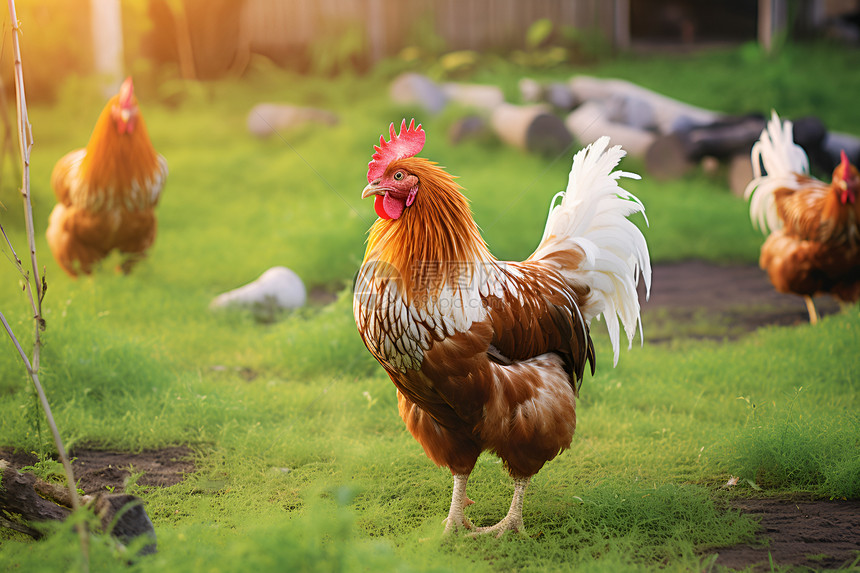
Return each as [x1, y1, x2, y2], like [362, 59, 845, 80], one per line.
[1, 1, 90, 569]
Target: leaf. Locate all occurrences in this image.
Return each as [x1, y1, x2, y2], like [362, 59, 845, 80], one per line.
[745, 478, 762, 491]
[526, 19, 553, 50]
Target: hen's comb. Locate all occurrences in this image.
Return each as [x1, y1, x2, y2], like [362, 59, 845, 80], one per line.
[367, 119, 425, 183]
[118, 76, 134, 109]
[840, 150, 851, 178]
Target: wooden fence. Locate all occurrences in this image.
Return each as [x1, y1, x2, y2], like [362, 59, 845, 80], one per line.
[173, 0, 623, 77]
[241, 0, 619, 56]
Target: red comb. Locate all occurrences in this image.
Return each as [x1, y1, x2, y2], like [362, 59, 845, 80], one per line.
[118, 76, 134, 109]
[840, 150, 851, 177]
[367, 119, 425, 183]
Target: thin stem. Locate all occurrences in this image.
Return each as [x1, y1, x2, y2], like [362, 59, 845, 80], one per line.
[0, 308, 33, 369]
[6, 1, 89, 569]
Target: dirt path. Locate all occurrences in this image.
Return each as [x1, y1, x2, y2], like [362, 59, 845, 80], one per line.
[0, 447, 194, 494]
[640, 260, 840, 341]
[712, 499, 860, 571]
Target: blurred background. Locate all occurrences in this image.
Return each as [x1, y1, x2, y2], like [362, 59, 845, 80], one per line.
[6, 0, 860, 102]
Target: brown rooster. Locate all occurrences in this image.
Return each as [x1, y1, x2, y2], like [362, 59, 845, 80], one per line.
[745, 111, 860, 323]
[47, 77, 168, 277]
[354, 120, 651, 535]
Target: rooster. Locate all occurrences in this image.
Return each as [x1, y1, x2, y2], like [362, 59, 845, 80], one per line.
[745, 111, 860, 323]
[47, 77, 168, 277]
[354, 120, 651, 535]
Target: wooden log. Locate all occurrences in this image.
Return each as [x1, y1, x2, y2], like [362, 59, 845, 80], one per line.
[441, 83, 505, 111]
[448, 115, 491, 145]
[517, 79, 577, 110]
[645, 115, 767, 180]
[729, 153, 755, 197]
[389, 72, 448, 114]
[565, 100, 656, 158]
[545, 82, 576, 111]
[490, 103, 573, 157]
[0, 459, 156, 555]
[0, 460, 70, 528]
[518, 78, 543, 103]
[644, 133, 694, 180]
[824, 131, 860, 168]
[568, 75, 721, 134]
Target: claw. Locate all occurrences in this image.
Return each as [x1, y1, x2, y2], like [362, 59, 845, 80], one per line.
[469, 514, 524, 538]
[469, 476, 530, 538]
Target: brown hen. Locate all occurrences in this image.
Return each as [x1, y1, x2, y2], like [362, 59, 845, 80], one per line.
[745, 111, 860, 322]
[47, 77, 167, 277]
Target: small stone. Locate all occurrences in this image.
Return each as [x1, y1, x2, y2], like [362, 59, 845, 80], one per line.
[210, 266, 307, 322]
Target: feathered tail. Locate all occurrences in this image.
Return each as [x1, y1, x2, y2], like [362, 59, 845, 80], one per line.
[531, 136, 651, 366]
[744, 110, 810, 234]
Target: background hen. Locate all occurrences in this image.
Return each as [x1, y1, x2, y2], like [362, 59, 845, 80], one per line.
[47, 77, 168, 277]
[745, 111, 860, 323]
[354, 120, 651, 535]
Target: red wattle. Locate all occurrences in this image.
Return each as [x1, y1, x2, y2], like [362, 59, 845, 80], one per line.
[374, 195, 392, 219]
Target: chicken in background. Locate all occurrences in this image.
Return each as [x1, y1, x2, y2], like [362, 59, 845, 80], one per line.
[745, 111, 860, 323]
[354, 120, 651, 535]
[47, 77, 168, 277]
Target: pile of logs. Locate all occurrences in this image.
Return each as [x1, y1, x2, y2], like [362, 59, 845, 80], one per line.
[389, 72, 860, 193]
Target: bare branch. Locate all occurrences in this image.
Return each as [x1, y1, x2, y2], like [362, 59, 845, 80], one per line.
[4, 0, 90, 568]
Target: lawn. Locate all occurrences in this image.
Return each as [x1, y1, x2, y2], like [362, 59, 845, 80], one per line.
[0, 42, 858, 571]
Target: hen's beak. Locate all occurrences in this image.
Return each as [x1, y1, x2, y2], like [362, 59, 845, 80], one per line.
[362, 180, 387, 199]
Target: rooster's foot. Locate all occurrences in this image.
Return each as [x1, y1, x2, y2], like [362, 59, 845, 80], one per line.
[469, 476, 530, 538]
[469, 513, 524, 538]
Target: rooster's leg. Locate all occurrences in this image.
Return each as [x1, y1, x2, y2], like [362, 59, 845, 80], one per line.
[443, 473, 474, 534]
[803, 295, 819, 325]
[471, 477, 530, 538]
[119, 252, 146, 275]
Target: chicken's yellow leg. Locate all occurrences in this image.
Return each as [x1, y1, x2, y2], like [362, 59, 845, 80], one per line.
[803, 295, 819, 324]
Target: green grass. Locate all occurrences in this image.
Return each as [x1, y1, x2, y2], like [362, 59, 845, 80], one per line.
[1, 42, 859, 571]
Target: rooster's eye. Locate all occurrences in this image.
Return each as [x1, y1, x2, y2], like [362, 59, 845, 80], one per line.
[394, 171, 404, 181]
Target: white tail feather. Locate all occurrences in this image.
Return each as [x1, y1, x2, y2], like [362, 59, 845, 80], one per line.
[744, 110, 810, 234]
[531, 136, 651, 366]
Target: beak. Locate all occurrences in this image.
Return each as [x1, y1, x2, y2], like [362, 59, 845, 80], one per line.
[120, 108, 131, 124]
[362, 180, 388, 199]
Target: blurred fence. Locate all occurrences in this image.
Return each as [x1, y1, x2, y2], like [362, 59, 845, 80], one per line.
[161, 0, 623, 78]
[241, 0, 620, 59]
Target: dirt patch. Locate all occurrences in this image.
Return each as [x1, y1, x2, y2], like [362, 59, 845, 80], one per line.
[640, 261, 841, 341]
[711, 499, 860, 571]
[0, 446, 194, 495]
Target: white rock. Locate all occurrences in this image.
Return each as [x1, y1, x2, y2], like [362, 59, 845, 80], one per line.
[210, 266, 307, 320]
